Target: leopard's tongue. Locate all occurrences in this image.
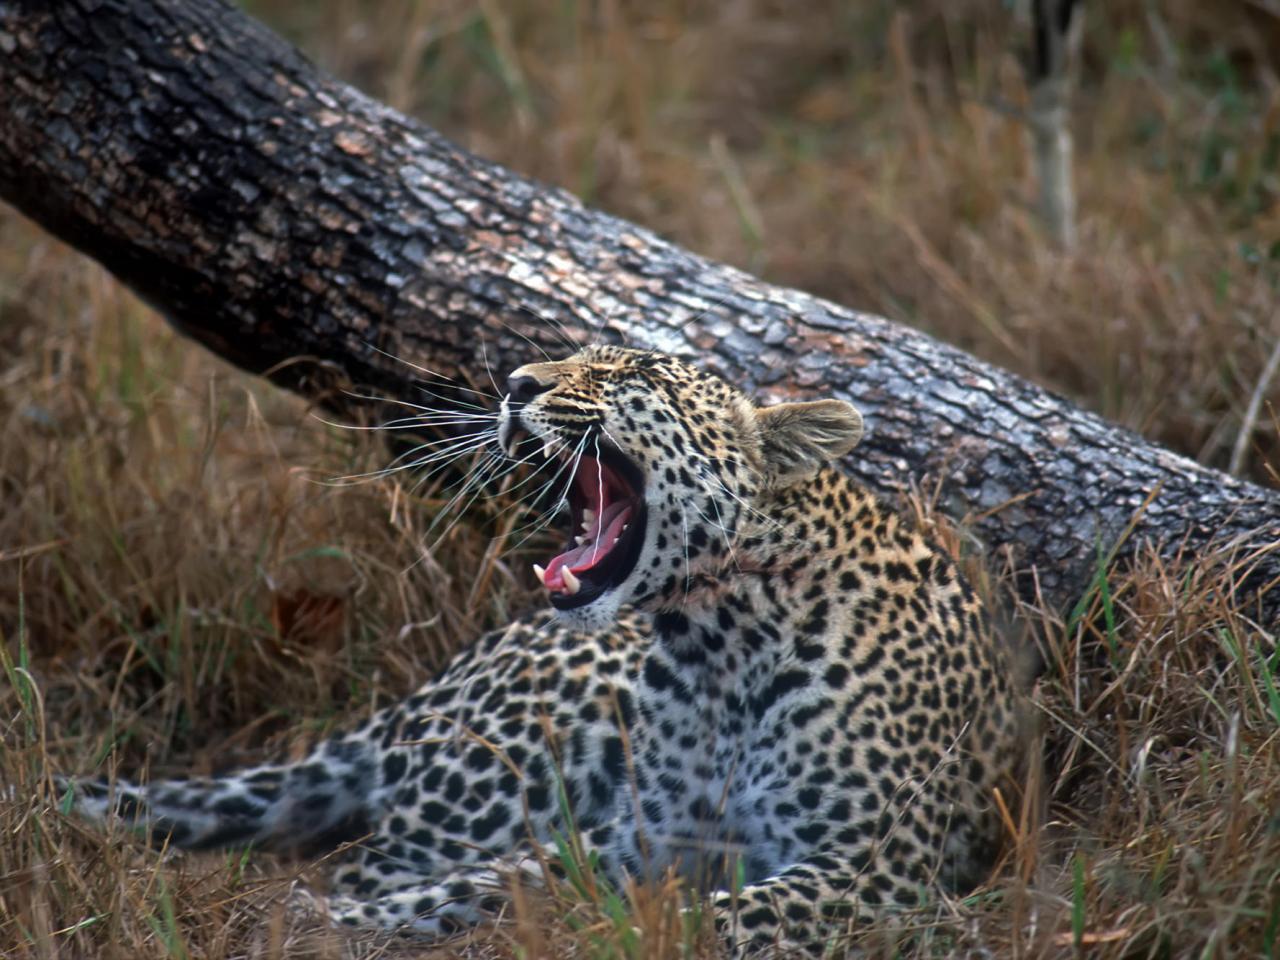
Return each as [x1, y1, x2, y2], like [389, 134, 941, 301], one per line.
[543, 500, 633, 591]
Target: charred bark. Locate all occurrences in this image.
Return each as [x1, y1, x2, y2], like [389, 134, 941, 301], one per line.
[0, 0, 1276, 623]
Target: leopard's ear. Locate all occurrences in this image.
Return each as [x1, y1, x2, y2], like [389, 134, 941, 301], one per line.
[756, 399, 863, 486]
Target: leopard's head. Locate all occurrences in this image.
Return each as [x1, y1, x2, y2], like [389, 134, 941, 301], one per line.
[497, 345, 863, 628]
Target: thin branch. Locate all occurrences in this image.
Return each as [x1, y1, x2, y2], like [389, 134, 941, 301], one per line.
[1230, 330, 1280, 476]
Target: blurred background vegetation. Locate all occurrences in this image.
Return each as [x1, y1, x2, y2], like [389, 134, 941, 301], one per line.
[253, 0, 1280, 482]
[1, 1, 1278, 957]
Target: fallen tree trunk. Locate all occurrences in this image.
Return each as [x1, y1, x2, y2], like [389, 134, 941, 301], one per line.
[0, 0, 1276, 623]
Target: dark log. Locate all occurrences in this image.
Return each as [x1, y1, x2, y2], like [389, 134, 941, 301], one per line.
[0, 0, 1276, 624]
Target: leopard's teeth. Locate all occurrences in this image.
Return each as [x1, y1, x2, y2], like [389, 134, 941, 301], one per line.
[582, 507, 597, 527]
[562, 568, 581, 595]
[575, 535, 588, 546]
[542, 441, 556, 460]
[532, 563, 547, 586]
[506, 437, 520, 458]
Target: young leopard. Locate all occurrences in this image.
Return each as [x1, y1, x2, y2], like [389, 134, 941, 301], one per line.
[69, 346, 1021, 956]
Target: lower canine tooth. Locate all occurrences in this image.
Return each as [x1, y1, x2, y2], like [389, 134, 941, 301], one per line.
[532, 563, 547, 585]
[562, 569, 581, 594]
[575, 535, 587, 546]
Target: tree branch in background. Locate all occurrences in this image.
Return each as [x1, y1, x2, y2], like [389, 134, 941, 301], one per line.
[1024, 0, 1083, 249]
[0, 0, 1275, 623]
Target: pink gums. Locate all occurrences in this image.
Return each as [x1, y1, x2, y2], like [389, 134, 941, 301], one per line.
[542, 456, 635, 592]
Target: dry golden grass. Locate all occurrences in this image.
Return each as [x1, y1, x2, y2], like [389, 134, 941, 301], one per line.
[2, 2, 1278, 957]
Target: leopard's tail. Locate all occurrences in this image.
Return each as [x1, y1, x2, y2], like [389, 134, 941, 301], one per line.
[63, 732, 383, 853]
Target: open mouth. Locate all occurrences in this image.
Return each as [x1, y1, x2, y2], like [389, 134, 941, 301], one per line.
[520, 439, 646, 610]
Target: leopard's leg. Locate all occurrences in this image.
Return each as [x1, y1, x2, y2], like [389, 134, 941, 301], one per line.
[315, 835, 911, 954]
[707, 833, 943, 959]
[64, 614, 644, 857]
[320, 821, 625, 935]
[316, 826, 919, 956]
[322, 866, 524, 935]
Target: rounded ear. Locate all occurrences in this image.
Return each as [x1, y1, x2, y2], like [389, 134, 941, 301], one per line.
[757, 399, 863, 485]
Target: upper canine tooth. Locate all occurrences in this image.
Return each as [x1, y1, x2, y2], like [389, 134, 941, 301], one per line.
[583, 507, 597, 525]
[542, 441, 556, 460]
[532, 563, 547, 586]
[562, 569, 581, 594]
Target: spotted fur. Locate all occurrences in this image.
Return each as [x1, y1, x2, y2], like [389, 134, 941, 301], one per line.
[69, 346, 1022, 956]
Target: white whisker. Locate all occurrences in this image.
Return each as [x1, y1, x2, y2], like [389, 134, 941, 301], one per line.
[361, 340, 502, 400]
[516, 302, 582, 355]
[479, 338, 505, 407]
[688, 496, 742, 575]
[324, 433, 495, 486]
[421, 453, 510, 550]
[500, 433, 590, 559]
[680, 501, 693, 610]
[496, 313, 556, 362]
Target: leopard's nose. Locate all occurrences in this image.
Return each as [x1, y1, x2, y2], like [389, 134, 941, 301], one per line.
[506, 375, 552, 405]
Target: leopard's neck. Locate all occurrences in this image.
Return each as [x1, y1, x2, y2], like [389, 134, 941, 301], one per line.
[649, 467, 883, 670]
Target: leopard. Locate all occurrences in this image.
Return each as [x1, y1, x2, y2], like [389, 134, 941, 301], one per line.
[67, 344, 1023, 956]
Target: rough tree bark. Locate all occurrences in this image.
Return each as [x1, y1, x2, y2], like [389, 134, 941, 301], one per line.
[0, 0, 1276, 624]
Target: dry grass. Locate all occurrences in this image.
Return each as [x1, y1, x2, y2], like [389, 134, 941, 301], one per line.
[2, 1, 1278, 957]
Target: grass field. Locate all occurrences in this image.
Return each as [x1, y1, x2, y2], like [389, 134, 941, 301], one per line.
[2, 1, 1278, 957]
